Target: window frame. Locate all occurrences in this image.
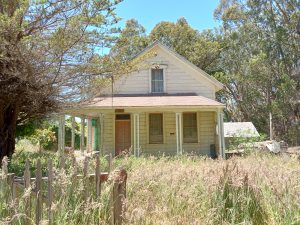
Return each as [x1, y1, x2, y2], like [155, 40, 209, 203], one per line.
[148, 113, 164, 144]
[149, 65, 167, 93]
[183, 112, 198, 143]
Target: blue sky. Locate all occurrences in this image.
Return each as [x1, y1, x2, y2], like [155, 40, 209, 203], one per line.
[114, 0, 221, 33]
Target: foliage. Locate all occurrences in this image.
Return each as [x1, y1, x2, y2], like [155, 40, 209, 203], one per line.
[110, 19, 149, 60]
[149, 18, 222, 73]
[16, 117, 82, 151]
[227, 130, 267, 151]
[214, 0, 299, 142]
[0, 0, 124, 161]
[2, 154, 113, 224]
[28, 127, 56, 152]
[3, 151, 300, 224]
[15, 120, 40, 139]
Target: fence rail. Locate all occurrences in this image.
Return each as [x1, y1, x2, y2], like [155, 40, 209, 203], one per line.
[0, 154, 126, 225]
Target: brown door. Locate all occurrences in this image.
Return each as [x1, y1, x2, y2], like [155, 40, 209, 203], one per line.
[115, 115, 131, 156]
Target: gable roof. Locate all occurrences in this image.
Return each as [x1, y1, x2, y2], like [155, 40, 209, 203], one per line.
[135, 41, 224, 91]
[224, 122, 260, 138]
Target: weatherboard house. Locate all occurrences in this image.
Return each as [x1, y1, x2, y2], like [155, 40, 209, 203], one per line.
[60, 42, 226, 158]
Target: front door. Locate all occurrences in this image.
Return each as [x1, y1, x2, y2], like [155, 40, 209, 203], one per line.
[115, 114, 131, 156]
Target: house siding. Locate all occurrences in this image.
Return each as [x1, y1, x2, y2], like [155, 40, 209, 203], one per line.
[103, 47, 216, 99]
[101, 110, 217, 156]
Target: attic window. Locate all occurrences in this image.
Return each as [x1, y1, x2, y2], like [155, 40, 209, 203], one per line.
[151, 68, 164, 93]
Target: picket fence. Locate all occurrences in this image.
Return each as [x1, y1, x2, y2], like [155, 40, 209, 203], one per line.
[0, 154, 127, 225]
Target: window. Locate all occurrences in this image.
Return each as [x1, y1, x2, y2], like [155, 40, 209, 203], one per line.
[183, 113, 198, 143]
[151, 69, 164, 93]
[115, 114, 130, 120]
[149, 113, 163, 144]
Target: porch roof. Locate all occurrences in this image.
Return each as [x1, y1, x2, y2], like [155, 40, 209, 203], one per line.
[82, 95, 224, 108]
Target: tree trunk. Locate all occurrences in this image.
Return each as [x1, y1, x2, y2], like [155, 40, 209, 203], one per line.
[0, 103, 19, 163]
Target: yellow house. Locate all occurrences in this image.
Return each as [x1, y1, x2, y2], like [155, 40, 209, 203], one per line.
[60, 42, 226, 158]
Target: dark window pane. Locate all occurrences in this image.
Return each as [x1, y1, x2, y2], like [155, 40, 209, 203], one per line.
[149, 113, 163, 143]
[116, 114, 130, 120]
[183, 113, 198, 143]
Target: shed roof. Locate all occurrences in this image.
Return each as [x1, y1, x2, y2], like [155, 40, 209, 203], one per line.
[82, 95, 224, 108]
[224, 122, 259, 138]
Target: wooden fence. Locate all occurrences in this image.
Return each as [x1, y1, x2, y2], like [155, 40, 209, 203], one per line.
[0, 154, 127, 225]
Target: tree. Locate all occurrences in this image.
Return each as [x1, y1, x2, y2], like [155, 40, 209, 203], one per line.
[110, 19, 149, 60]
[0, 0, 123, 162]
[214, 0, 299, 141]
[149, 18, 222, 73]
[29, 126, 56, 153]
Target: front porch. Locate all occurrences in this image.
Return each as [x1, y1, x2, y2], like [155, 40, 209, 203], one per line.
[58, 96, 225, 158]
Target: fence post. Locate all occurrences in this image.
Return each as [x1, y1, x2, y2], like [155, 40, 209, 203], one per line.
[7, 173, 15, 217]
[109, 153, 113, 173]
[24, 160, 31, 223]
[7, 173, 15, 198]
[1, 156, 8, 178]
[36, 159, 42, 225]
[72, 155, 78, 178]
[48, 159, 54, 225]
[83, 157, 89, 202]
[111, 169, 127, 225]
[60, 154, 65, 170]
[95, 155, 101, 198]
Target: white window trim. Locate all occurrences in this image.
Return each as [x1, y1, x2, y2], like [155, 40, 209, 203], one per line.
[148, 64, 167, 93]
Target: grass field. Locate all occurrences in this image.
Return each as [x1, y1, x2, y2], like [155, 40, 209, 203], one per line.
[3, 147, 300, 224]
[120, 153, 300, 225]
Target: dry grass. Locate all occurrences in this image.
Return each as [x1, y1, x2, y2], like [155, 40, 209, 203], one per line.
[115, 153, 300, 225]
[2, 150, 300, 224]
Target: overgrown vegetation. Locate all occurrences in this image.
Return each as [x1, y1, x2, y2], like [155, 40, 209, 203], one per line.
[3, 149, 300, 224]
[1, 154, 113, 224]
[122, 153, 300, 224]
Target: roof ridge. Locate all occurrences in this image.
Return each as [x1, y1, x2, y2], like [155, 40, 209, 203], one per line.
[133, 41, 223, 90]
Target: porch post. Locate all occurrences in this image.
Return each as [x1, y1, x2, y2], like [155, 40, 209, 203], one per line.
[220, 112, 225, 159]
[99, 114, 104, 154]
[58, 114, 65, 154]
[87, 117, 93, 152]
[217, 109, 225, 159]
[176, 112, 183, 155]
[133, 113, 140, 157]
[58, 116, 61, 152]
[71, 116, 75, 150]
[80, 116, 85, 153]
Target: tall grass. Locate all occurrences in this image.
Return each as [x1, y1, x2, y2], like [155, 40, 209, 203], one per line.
[118, 154, 300, 224]
[1, 152, 113, 225]
[2, 151, 300, 224]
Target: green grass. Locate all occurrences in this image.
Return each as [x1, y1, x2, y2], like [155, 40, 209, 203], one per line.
[2, 148, 300, 224]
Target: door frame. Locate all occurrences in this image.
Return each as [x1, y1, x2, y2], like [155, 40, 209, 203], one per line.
[114, 113, 132, 156]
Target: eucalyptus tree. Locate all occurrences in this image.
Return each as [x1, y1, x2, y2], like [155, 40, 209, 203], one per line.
[0, 0, 123, 161]
[110, 19, 149, 60]
[214, 0, 299, 141]
[149, 18, 222, 73]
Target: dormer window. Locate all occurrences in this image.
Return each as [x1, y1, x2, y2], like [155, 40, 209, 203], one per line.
[151, 68, 164, 93]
